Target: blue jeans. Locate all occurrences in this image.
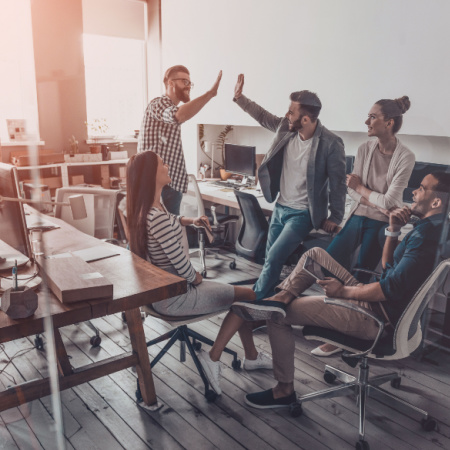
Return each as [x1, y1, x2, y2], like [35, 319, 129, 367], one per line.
[254, 203, 313, 300]
[326, 214, 388, 282]
[162, 185, 183, 216]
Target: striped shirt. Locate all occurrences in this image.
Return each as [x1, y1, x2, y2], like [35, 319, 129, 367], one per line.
[137, 95, 188, 193]
[146, 207, 196, 283]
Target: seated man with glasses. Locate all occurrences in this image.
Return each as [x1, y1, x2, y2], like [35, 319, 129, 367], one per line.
[138, 65, 222, 214]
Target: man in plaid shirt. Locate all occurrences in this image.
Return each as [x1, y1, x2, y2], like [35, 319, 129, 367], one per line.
[138, 65, 222, 214]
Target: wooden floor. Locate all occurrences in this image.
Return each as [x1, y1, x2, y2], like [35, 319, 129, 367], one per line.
[1, 253, 450, 450]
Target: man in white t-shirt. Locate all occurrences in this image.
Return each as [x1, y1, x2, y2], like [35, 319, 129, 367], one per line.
[233, 74, 347, 299]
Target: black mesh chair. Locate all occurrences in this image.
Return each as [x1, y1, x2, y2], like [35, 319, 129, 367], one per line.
[233, 190, 331, 283]
[290, 259, 450, 450]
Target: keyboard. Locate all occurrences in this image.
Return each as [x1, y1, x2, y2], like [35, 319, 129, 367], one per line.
[212, 180, 252, 189]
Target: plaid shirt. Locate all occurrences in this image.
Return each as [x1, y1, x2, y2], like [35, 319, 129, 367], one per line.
[137, 95, 188, 193]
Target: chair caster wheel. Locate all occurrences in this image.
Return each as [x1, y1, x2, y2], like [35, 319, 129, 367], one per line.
[355, 440, 370, 450]
[201, 270, 207, 277]
[390, 377, 401, 389]
[231, 359, 241, 370]
[205, 390, 217, 402]
[34, 336, 44, 351]
[90, 335, 101, 347]
[421, 417, 437, 432]
[290, 402, 302, 418]
[229, 261, 236, 270]
[193, 341, 202, 351]
[324, 370, 337, 384]
[122, 312, 127, 323]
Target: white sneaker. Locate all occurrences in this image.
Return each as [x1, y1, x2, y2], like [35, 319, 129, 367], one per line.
[243, 352, 273, 370]
[198, 350, 222, 395]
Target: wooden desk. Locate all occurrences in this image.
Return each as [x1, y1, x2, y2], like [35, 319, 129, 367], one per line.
[0, 217, 186, 412]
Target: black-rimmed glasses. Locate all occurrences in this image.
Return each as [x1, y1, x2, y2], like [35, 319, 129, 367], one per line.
[171, 78, 194, 88]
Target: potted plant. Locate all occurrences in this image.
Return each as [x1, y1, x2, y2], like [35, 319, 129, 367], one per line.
[85, 118, 109, 153]
[199, 124, 234, 179]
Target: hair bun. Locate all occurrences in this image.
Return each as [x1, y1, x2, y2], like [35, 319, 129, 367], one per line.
[395, 96, 411, 114]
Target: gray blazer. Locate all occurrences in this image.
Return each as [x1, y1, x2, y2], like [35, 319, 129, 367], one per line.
[235, 95, 346, 229]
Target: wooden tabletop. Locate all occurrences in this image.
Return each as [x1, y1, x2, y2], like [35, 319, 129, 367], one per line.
[0, 215, 186, 343]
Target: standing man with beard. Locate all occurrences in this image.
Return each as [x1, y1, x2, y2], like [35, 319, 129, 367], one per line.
[233, 74, 347, 300]
[138, 66, 222, 214]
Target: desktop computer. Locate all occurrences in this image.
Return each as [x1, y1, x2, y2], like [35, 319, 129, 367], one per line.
[0, 163, 32, 270]
[213, 144, 256, 188]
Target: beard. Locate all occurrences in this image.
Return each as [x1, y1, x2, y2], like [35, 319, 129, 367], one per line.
[175, 85, 190, 103]
[289, 115, 304, 132]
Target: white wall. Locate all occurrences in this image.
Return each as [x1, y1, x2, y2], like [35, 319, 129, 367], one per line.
[196, 124, 450, 173]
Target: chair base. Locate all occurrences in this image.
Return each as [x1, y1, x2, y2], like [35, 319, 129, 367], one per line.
[189, 247, 236, 276]
[146, 324, 241, 401]
[296, 357, 435, 447]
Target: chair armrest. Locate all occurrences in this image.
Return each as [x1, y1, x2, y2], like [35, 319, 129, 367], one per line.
[323, 297, 385, 358]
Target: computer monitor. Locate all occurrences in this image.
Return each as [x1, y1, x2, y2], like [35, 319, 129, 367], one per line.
[0, 162, 32, 269]
[224, 144, 256, 183]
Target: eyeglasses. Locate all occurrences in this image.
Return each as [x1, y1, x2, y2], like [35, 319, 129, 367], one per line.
[171, 78, 194, 88]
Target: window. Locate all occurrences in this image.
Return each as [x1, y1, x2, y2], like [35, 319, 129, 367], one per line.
[82, 0, 147, 139]
[0, 0, 39, 144]
[83, 34, 147, 138]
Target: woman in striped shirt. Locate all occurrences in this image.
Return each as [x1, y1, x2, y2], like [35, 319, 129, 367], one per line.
[126, 151, 272, 395]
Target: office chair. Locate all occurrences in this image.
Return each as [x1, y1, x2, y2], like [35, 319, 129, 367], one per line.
[186, 174, 239, 277]
[54, 186, 120, 242]
[290, 259, 450, 450]
[232, 190, 329, 285]
[140, 304, 241, 402]
[34, 187, 121, 350]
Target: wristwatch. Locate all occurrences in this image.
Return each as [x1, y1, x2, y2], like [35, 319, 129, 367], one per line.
[385, 228, 401, 237]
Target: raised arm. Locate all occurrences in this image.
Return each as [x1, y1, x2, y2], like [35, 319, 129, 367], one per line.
[174, 71, 222, 123]
[233, 74, 283, 132]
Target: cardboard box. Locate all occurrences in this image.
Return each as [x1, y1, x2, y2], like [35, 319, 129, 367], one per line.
[118, 165, 126, 178]
[22, 176, 62, 190]
[70, 174, 85, 185]
[11, 149, 65, 166]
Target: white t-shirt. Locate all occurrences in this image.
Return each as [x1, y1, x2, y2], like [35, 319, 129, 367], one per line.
[277, 133, 312, 210]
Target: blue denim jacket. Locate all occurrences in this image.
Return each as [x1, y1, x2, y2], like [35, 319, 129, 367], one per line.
[380, 213, 445, 324]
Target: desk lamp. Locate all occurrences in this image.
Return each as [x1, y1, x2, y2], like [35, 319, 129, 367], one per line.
[0, 194, 87, 220]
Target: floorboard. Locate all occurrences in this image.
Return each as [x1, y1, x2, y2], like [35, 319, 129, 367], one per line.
[0, 252, 449, 449]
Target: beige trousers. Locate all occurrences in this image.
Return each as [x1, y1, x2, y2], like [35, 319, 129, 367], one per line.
[268, 247, 380, 383]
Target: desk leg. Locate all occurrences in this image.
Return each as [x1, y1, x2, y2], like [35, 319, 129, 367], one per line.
[125, 307, 157, 406]
[54, 328, 73, 376]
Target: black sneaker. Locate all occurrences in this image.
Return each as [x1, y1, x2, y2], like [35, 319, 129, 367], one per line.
[231, 300, 287, 321]
[245, 389, 297, 409]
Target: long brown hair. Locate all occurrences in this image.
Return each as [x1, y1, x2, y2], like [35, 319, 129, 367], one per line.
[126, 151, 158, 258]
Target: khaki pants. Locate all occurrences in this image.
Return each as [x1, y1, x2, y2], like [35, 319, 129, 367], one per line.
[268, 247, 380, 383]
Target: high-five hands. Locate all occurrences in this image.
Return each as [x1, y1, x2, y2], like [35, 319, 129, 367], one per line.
[208, 71, 223, 98]
[234, 74, 244, 99]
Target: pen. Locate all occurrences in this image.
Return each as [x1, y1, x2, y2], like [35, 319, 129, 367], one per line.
[13, 259, 18, 291]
